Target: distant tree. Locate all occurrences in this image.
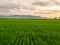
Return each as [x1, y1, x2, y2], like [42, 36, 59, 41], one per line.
[59, 17, 60, 19]
[54, 17, 57, 19]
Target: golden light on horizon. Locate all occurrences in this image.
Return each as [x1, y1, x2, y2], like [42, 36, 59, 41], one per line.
[33, 12, 60, 18]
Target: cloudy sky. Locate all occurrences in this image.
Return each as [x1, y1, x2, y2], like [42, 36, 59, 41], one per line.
[0, 0, 60, 18]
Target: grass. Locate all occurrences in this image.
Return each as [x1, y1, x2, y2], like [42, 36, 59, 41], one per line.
[0, 18, 60, 45]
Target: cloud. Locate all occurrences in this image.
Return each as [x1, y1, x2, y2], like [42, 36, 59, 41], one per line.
[32, 0, 60, 6]
[32, 1, 50, 6]
[0, 0, 60, 15]
[31, 0, 60, 14]
[0, 0, 35, 15]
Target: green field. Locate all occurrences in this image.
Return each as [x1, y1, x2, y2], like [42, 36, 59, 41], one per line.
[0, 19, 60, 45]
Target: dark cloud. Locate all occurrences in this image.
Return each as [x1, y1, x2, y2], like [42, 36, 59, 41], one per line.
[22, 6, 34, 10]
[0, 4, 20, 9]
[32, 2, 48, 6]
[32, 0, 60, 6]
[53, 0, 60, 5]
[0, 3, 28, 13]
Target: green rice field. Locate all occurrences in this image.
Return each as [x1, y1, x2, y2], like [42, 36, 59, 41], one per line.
[0, 18, 60, 45]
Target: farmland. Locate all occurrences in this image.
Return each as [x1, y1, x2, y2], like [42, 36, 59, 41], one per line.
[0, 18, 60, 45]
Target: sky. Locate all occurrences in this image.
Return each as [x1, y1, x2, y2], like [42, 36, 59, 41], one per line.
[0, 0, 60, 18]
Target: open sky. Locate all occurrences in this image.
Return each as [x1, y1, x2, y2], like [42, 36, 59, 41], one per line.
[0, 0, 60, 18]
